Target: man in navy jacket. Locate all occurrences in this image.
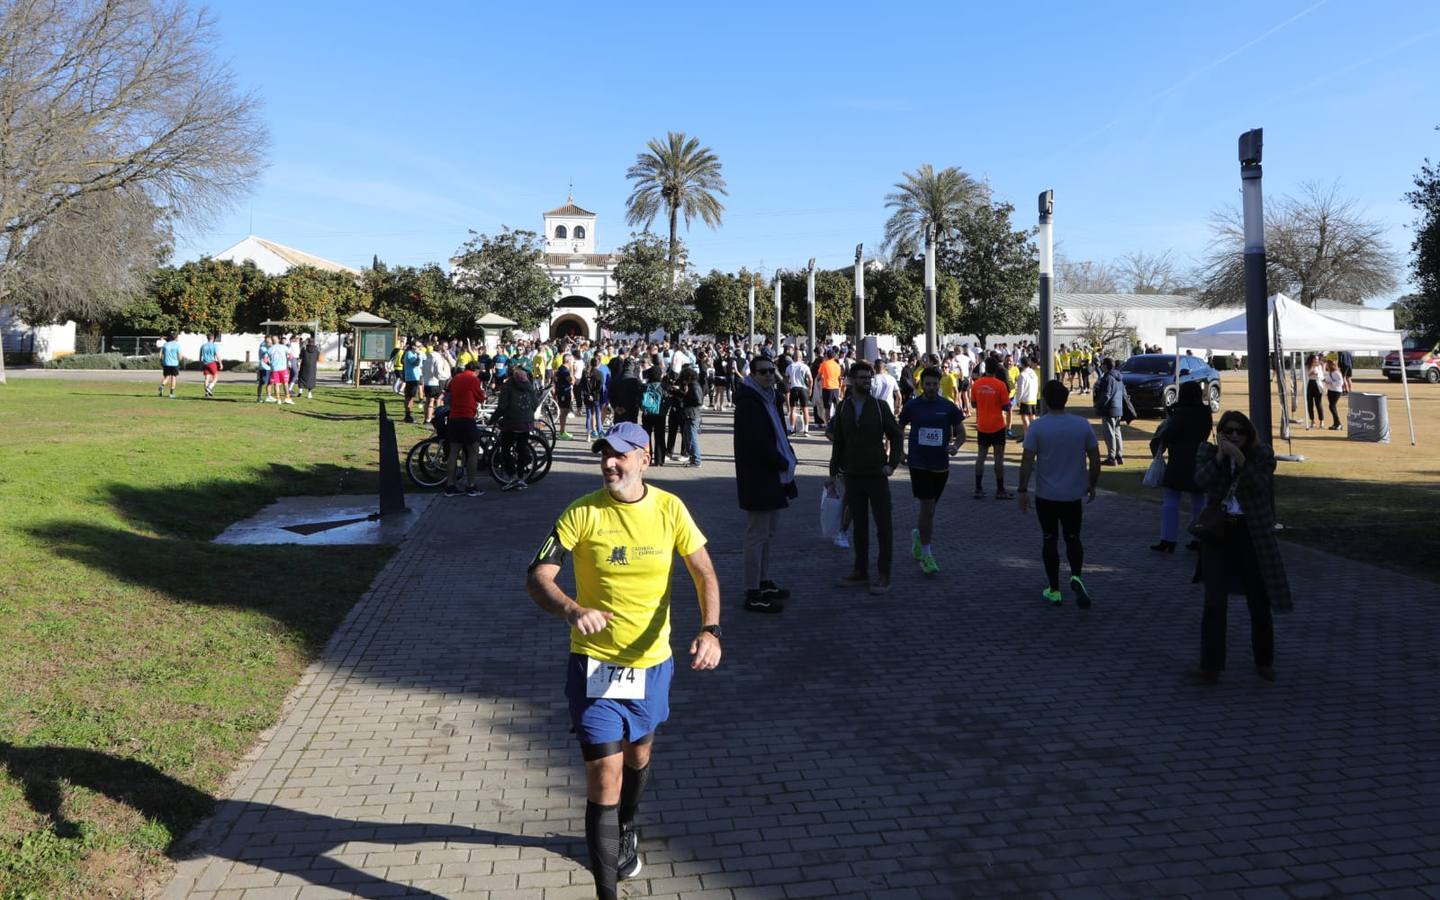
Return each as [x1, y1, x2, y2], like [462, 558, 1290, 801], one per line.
[732, 355, 798, 614]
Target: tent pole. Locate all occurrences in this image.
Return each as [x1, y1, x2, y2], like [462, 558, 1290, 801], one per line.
[1272, 303, 1302, 461]
[1399, 341, 1417, 446]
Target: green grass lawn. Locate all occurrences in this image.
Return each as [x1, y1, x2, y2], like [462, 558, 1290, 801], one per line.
[1092, 372, 1440, 583]
[0, 379, 409, 897]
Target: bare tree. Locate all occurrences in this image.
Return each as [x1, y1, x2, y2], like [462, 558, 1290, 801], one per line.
[1118, 250, 1182, 294]
[0, 0, 268, 324]
[1195, 181, 1398, 308]
[1054, 254, 1118, 293]
[1078, 309, 1136, 354]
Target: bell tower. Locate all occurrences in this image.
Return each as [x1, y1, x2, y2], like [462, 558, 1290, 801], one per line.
[543, 191, 597, 255]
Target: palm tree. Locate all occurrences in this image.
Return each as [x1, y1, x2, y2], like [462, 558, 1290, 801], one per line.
[625, 132, 728, 274]
[882, 164, 988, 261]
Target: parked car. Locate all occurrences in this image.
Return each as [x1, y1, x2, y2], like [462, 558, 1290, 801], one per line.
[1116, 354, 1222, 413]
[1383, 340, 1440, 383]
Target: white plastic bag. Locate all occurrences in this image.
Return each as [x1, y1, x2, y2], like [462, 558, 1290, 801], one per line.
[820, 485, 843, 539]
[1142, 452, 1166, 488]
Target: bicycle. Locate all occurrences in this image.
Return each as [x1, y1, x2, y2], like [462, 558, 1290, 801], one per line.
[405, 409, 497, 488]
[489, 427, 554, 489]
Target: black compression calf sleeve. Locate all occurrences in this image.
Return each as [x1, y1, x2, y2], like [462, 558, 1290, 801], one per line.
[585, 800, 620, 900]
[619, 763, 651, 829]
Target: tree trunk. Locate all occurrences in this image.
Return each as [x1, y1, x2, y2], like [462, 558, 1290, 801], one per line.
[667, 205, 679, 284]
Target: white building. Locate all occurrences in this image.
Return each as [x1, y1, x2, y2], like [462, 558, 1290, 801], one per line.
[204, 236, 361, 363]
[213, 235, 360, 278]
[0, 307, 75, 363]
[538, 197, 618, 342]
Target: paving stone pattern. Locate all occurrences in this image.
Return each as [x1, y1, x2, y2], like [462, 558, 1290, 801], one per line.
[167, 410, 1440, 899]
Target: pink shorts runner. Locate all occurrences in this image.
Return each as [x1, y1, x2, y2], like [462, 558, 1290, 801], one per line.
[269, 370, 289, 385]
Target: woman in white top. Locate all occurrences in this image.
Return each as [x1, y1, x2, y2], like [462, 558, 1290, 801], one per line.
[1323, 358, 1345, 431]
[1304, 354, 1326, 429]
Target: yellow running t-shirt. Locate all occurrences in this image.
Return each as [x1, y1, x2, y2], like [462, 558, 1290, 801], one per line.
[940, 371, 961, 403]
[551, 485, 707, 667]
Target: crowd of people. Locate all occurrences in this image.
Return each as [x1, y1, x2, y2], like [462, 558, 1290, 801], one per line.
[520, 334, 1294, 899]
[152, 332, 321, 402]
[136, 325, 1330, 900]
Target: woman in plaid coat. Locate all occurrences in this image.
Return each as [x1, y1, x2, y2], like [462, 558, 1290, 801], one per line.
[1188, 410, 1292, 683]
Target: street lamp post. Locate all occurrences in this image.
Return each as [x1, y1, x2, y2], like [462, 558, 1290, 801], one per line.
[1239, 128, 1272, 443]
[773, 271, 783, 353]
[1038, 190, 1055, 398]
[747, 277, 756, 352]
[923, 224, 937, 356]
[806, 258, 816, 359]
[854, 244, 865, 349]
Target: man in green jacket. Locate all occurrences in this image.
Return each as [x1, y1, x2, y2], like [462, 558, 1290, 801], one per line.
[825, 360, 904, 595]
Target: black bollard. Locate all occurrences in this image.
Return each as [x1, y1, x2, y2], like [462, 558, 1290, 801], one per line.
[377, 400, 407, 516]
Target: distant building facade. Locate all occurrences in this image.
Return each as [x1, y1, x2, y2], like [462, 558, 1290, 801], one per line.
[213, 235, 360, 277]
[538, 197, 618, 342]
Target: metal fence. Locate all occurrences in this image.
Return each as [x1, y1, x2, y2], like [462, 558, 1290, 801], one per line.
[1, 331, 34, 354]
[102, 335, 162, 356]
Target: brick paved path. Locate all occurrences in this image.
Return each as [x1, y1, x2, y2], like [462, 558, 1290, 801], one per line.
[168, 411, 1440, 899]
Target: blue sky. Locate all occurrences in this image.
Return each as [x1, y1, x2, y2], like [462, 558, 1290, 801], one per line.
[182, 0, 1440, 307]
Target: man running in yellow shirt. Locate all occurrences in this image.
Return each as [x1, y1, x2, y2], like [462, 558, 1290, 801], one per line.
[526, 422, 721, 900]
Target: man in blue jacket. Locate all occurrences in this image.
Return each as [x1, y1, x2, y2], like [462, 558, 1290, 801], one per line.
[1092, 357, 1128, 465]
[732, 355, 797, 613]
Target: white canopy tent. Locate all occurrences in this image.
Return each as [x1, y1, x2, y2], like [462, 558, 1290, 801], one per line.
[1177, 293, 1414, 446]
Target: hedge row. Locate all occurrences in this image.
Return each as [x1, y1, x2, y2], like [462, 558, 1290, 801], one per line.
[44, 353, 257, 372]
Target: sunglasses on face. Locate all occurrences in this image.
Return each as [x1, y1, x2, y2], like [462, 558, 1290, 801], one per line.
[1220, 428, 1247, 437]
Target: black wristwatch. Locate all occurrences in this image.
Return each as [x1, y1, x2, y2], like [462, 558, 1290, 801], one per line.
[700, 624, 723, 640]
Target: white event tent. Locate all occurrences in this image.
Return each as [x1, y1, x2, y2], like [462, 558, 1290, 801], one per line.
[1177, 293, 1414, 446]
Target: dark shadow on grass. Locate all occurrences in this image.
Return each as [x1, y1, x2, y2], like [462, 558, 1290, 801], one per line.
[277, 409, 376, 422]
[0, 743, 583, 899]
[28, 522, 391, 649]
[98, 462, 382, 539]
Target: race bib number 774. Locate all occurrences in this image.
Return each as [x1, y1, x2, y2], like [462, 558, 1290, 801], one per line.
[585, 658, 647, 699]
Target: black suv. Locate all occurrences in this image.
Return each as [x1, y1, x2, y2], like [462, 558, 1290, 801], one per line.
[1117, 354, 1222, 414]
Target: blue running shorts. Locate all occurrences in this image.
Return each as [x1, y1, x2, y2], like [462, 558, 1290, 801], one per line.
[565, 653, 673, 749]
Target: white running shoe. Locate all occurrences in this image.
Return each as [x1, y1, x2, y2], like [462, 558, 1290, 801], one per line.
[283, 398, 295, 405]
[834, 532, 851, 549]
[265, 396, 278, 403]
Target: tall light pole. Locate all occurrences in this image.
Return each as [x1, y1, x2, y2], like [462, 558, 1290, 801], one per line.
[747, 276, 756, 352]
[923, 223, 937, 356]
[853, 243, 865, 349]
[806, 258, 816, 358]
[773, 271, 784, 353]
[1240, 128, 1272, 443]
[1038, 190, 1055, 396]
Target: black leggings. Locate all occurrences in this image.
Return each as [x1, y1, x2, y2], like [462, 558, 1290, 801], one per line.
[643, 413, 666, 463]
[1035, 498, 1084, 591]
[1306, 382, 1324, 422]
[1326, 390, 1342, 427]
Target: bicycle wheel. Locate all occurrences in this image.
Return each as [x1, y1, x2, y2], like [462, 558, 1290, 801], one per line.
[405, 438, 449, 488]
[524, 433, 553, 484]
[489, 435, 530, 487]
[476, 428, 497, 472]
[531, 418, 557, 449]
[541, 392, 559, 421]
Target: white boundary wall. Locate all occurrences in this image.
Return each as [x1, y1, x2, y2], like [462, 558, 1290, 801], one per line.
[0, 306, 76, 362]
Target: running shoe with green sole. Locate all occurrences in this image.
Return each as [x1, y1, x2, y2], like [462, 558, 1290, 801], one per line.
[1070, 575, 1092, 609]
[1042, 587, 1063, 605]
[911, 528, 923, 560]
[919, 553, 940, 575]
